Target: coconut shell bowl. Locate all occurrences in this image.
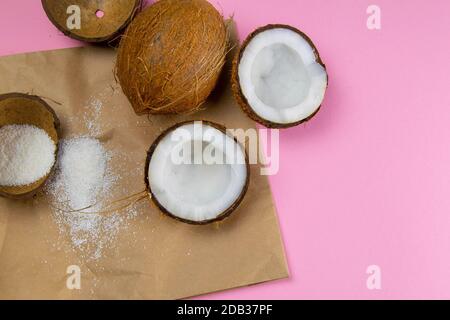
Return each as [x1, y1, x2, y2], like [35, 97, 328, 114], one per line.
[41, 0, 142, 43]
[0, 93, 60, 199]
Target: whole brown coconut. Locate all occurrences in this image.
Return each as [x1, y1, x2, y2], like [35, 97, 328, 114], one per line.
[42, 0, 143, 43]
[116, 0, 228, 115]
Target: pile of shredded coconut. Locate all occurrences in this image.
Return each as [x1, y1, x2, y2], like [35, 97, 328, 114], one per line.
[45, 137, 118, 260]
[55, 137, 109, 211]
[0, 124, 56, 187]
[45, 91, 143, 261]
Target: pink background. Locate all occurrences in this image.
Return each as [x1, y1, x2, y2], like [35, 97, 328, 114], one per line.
[1, 0, 450, 299]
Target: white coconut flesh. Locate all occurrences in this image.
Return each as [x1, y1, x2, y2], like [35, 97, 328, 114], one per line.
[148, 122, 248, 223]
[238, 28, 327, 124]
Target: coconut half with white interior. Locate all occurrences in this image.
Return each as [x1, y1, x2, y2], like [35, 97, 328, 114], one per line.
[145, 121, 250, 225]
[232, 24, 328, 128]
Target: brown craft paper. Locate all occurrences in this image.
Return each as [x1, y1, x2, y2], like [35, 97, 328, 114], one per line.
[0, 27, 288, 299]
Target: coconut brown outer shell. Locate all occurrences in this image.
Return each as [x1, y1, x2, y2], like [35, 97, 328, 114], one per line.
[0, 93, 60, 199]
[41, 0, 142, 43]
[144, 120, 250, 225]
[116, 0, 228, 115]
[232, 24, 328, 129]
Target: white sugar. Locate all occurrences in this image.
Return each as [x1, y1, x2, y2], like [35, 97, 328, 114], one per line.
[0, 124, 56, 187]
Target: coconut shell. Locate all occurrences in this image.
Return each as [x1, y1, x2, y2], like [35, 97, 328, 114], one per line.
[232, 24, 328, 129]
[0, 93, 60, 200]
[116, 0, 228, 115]
[144, 120, 250, 225]
[41, 0, 143, 43]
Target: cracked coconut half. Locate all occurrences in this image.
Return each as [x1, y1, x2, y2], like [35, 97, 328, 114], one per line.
[233, 24, 328, 128]
[145, 121, 249, 225]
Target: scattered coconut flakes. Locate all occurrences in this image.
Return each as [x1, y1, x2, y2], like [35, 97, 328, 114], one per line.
[46, 136, 144, 261]
[45, 91, 144, 262]
[45, 137, 117, 260]
[83, 97, 103, 136]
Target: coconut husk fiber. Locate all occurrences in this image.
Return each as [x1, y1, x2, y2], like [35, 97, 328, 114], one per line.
[116, 0, 228, 115]
[42, 0, 143, 43]
[0, 93, 60, 199]
[0, 22, 288, 299]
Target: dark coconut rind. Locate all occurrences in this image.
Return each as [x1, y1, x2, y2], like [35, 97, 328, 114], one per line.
[116, 0, 228, 115]
[144, 120, 250, 225]
[232, 24, 328, 129]
[0, 93, 60, 200]
[41, 0, 143, 44]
